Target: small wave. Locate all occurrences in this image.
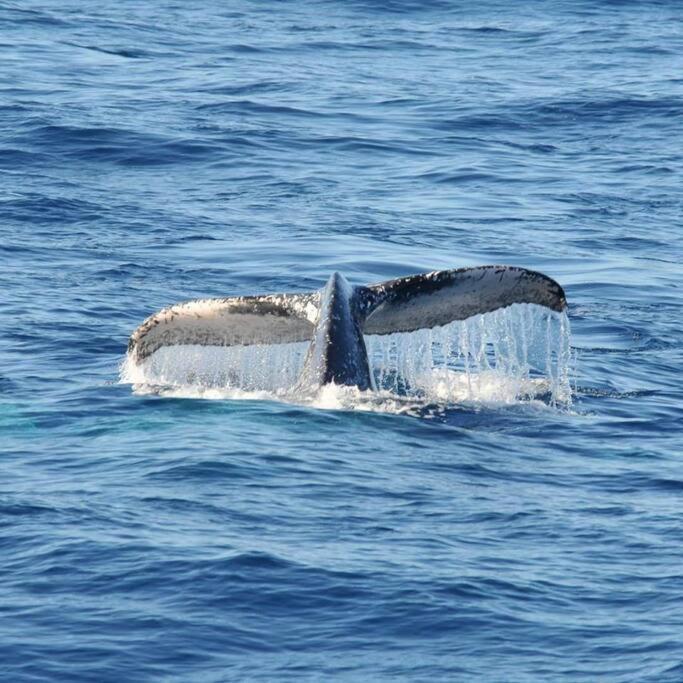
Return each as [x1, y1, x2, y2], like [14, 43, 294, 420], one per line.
[197, 81, 290, 96]
[316, 136, 433, 156]
[340, 0, 456, 14]
[460, 26, 511, 34]
[531, 96, 683, 124]
[0, 501, 55, 518]
[228, 43, 267, 54]
[147, 460, 254, 482]
[195, 100, 322, 118]
[0, 148, 52, 167]
[1, 4, 70, 27]
[433, 95, 683, 134]
[589, 473, 683, 495]
[62, 41, 153, 59]
[434, 114, 523, 132]
[1, 194, 103, 224]
[195, 99, 374, 124]
[417, 170, 506, 185]
[13, 124, 220, 166]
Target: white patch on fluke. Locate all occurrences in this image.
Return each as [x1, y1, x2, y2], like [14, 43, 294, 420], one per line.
[128, 292, 320, 362]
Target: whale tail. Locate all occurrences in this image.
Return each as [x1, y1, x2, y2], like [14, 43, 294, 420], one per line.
[127, 266, 566, 388]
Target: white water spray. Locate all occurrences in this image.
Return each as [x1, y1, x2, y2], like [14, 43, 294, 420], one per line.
[120, 304, 572, 412]
[366, 304, 572, 407]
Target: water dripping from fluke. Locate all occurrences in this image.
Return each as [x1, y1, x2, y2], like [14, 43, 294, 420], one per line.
[120, 304, 573, 415]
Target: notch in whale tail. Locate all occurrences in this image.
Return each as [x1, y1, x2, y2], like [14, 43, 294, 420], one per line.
[127, 266, 566, 377]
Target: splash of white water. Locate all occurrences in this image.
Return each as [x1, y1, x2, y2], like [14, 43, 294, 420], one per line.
[120, 304, 572, 412]
[366, 304, 572, 407]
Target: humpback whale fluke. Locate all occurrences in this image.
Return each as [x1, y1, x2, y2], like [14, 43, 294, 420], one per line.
[128, 266, 566, 390]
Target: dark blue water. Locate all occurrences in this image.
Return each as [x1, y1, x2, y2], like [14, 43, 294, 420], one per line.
[2, 1, 683, 680]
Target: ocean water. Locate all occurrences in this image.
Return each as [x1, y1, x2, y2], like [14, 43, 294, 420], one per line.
[2, 1, 683, 680]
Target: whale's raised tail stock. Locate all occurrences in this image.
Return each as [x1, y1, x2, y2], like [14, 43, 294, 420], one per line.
[127, 266, 566, 389]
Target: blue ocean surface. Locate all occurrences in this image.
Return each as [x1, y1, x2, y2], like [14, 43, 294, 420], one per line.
[1, 1, 682, 681]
